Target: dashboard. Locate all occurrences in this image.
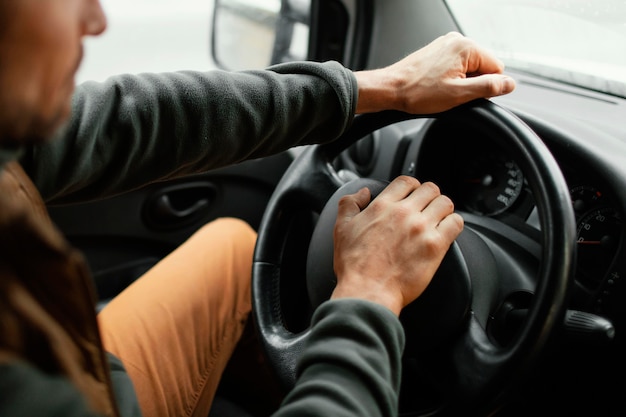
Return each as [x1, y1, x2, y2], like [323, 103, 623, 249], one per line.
[412, 118, 624, 322]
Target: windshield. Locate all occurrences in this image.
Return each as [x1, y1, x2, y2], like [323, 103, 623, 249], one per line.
[445, 0, 626, 98]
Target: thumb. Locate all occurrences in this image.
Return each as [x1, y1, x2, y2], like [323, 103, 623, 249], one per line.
[461, 74, 516, 99]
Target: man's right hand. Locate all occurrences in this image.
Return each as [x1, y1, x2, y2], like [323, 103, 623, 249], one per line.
[331, 175, 463, 316]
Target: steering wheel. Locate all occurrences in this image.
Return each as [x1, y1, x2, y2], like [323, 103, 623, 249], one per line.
[251, 99, 576, 415]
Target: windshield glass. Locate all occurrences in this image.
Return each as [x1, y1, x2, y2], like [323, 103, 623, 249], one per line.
[445, 0, 626, 98]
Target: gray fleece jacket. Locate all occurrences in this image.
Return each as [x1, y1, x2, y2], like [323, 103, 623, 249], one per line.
[3, 61, 405, 417]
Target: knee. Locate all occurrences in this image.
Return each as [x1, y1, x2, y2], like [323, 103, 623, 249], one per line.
[202, 217, 256, 239]
[194, 217, 257, 256]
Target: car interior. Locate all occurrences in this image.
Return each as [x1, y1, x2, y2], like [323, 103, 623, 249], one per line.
[51, 0, 626, 416]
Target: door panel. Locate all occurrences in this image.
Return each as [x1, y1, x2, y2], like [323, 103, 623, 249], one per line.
[49, 151, 294, 303]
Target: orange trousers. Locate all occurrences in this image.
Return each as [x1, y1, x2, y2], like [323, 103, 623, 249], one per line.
[98, 218, 257, 417]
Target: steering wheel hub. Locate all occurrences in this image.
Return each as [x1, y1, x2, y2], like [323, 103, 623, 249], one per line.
[306, 178, 474, 353]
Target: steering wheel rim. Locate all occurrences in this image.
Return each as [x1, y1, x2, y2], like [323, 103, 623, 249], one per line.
[252, 99, 576, 415]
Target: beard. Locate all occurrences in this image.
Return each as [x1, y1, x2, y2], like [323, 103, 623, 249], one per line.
[0, 48, 79, 149]
[0, 93, 72, 149]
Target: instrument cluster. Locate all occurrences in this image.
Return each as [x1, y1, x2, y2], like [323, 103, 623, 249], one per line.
[410, 119, 624, 300]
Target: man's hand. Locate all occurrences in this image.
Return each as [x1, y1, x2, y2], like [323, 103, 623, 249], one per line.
[331, 176, 463, 316]
[354, 32, 515, 115]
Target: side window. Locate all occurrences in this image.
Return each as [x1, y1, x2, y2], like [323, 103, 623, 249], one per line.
[77, 0, 314, 83]
[77, 0, 216, 83]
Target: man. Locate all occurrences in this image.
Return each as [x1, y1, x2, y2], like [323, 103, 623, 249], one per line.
[0, 0, 516, 416]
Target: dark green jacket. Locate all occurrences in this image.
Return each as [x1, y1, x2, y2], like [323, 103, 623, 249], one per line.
[21, 61, 356, 204]
[0, 61, 404, 416]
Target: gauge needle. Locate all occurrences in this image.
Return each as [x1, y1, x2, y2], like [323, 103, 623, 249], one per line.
[577, 240, 602, 245]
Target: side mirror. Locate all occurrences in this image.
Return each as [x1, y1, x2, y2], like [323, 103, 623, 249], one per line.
[211, 0, 312, 70]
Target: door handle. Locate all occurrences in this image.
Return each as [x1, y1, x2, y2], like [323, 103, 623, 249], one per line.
[143, 182, 216, 230]
[153, 194, 209, 222]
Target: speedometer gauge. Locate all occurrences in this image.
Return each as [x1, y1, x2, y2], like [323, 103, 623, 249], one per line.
[458, 154, 524, 216]
[576, 206, 622, 285]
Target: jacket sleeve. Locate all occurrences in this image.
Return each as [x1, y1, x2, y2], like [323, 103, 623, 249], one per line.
[19, 61, 357, 205]
[0, 362, 105, 417]
[107, 353, 143, 417]
[273, 299, 405, 417]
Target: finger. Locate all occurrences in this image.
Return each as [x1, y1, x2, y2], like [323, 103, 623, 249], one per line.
[454, 74, 516, 100]
[336, 187, 371, 223]
[404, 181, 443, 211]
[437, 212, 464, 242]
[464, 41, 505, 76]
[420, 192, 455, 219]
[376, 175, 422, 202]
